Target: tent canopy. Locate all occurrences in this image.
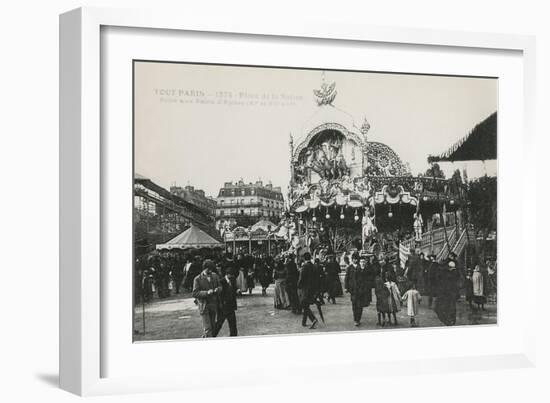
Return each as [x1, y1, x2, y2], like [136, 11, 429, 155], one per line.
[428, 112, 497, 163]
[156, 224, 223, 250]
[250, 219, 277, 233]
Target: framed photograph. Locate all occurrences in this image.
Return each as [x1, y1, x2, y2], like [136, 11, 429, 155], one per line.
[60, 7, 536, 396]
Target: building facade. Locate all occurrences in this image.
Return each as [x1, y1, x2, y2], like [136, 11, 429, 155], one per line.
[169, 185, 217, 218]
[215, 180, 284, 230]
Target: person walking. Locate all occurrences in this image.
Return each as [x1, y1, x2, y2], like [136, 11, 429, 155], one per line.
[235, 253, 247, 296]
[464, 267, 474, 309]
[472, 264, 487, 310]
[297, 252, 319, 329]
[273, 257, 290, 309]
[192, 259, 222, 338]
[315, 258, 326, 305]
[213, 269, 238, 337]
[424, 254, 439, 307]
[324, 254, 343, 304]
[285, 254, 301, 314]
[374, 269, 390, 326]
[344, 253, 371, 327]
[384, 273, 402, 326]
[402, 282, 422, 327]
[434, 261, 460, 326]
[255, 256, 271, 296]
[172, 254, 185, 294]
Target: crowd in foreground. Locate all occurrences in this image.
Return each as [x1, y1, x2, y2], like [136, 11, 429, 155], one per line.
[136, 249, 497, 338]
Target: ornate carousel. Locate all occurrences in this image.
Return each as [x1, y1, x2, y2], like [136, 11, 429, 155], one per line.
[286, 76, 464, 257]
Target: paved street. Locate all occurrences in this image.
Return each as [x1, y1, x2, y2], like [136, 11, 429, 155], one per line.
[134, 284, 497, 341]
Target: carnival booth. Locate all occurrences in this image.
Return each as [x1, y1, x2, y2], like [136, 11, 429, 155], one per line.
[156, 224, 224, 251]
[222, 219, 285, 256]
[287, 75, 464, 259]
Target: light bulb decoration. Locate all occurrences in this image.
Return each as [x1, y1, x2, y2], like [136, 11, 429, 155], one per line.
[354, 209, 359, 222]
[388, 205, 393, 218]
[340, 207, 345, 220]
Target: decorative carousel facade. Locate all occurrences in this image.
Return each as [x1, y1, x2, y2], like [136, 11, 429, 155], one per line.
[286, 76, 464, 258]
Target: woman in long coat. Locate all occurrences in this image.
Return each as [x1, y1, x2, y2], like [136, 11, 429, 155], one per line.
[234, 254, 247, 295]
[384, 275, 401, 325]
[324, 254, 343, 303]
[434, 261, 460, 326]
[255, 256, 271, 296]
[374, 270, 390, 326]
[472, 265, 487, 310]
[273, 258, 290, 309]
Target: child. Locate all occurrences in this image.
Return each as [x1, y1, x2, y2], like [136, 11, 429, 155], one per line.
[402, 282, 422, 327]
[375, 270, 390, 326]
[385, 275, 401, 325]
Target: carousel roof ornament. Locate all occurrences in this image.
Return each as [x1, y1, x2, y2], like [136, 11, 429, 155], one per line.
[360, 117, 371, 136]
[313, 72, 338, 106]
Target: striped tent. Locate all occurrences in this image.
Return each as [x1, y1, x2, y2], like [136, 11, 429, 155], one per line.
[156, 224, 223, 250]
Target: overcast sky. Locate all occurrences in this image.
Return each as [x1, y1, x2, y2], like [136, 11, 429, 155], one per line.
[134, 62, 497, 198]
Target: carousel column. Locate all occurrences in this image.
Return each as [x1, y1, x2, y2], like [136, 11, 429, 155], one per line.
[248, 232, 252, 255]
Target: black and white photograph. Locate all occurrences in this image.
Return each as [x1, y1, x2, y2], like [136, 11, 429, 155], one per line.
[133, 61, 498, 341]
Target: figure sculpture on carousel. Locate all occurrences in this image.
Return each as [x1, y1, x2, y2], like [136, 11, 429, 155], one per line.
[362, 209, 377, 250]
[413, 212, 424, 242]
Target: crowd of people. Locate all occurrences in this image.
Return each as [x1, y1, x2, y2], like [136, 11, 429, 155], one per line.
[135, 247, 497, 338]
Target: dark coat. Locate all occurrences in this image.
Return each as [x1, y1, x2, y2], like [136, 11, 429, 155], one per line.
[406, 255, 423, 283]
[219, 276, 238, 313]
[255, 259, 271, 288]
[285, 260, 299, 288]
[424, 261, 439, 297]
[298, 261, 319, 304]
[344, 264, 373, 307]
[374, 275, 391, 313]
[434, 268, 459, 325]
[192, 272, 222, 315]
[325, 261, 343, 297]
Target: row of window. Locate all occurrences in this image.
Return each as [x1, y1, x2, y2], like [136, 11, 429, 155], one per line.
[218, 188, 283, 200]
[217, 208, 281, 217]
[217, 197, 284, 209]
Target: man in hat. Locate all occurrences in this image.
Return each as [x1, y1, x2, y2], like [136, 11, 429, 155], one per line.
[213, 265, 238, 337]
[192, 259, 222, 337]
[297, 252, 319, 329]
[345, 252, 371, 326]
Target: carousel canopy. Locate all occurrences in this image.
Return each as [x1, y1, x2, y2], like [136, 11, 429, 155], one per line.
[156, 224, 223, 250]
[428, 112, 497, 162]
[250, 219, 278, 233]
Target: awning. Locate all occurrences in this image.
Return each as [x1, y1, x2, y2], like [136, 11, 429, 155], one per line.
[428, 112, 497, 162]
[156, 224, 223, 250]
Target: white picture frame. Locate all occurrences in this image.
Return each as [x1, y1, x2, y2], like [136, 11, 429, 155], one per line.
[60, 7, 537, 396]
